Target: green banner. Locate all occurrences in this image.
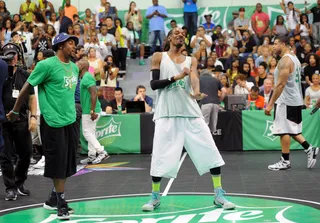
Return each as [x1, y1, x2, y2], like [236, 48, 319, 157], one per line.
[80, 114, 141, 154]
[242, 110, 320, 151]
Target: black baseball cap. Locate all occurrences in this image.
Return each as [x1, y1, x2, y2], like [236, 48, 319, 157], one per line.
[1, 43, 20, 56]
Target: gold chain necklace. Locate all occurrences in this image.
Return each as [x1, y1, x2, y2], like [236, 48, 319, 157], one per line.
[57, 56, 73, 75]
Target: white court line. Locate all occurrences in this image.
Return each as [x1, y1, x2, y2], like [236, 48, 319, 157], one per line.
[162, 152, 187, 197]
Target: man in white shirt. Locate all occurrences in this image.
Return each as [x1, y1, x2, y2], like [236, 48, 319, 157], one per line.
[190, 26, 212, 54]
[84, 31, 109, 60]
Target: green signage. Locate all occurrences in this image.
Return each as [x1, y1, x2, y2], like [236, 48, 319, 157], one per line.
[242, 110, 320, 151]
[80, 114, 141, 154]
[1, 195, 319, 222]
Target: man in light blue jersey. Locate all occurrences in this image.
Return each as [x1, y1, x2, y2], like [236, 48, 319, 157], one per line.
[142, 27, 236, 212]
[265, 36, 319, 171]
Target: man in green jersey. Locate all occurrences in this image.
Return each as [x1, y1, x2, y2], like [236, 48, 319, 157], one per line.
[78, 59, 109, 165]
[7, 33, 79, 220]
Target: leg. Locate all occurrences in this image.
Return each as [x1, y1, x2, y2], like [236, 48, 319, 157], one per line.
[280, 135, 291, 157]
[312, 23, 319, 45]
[142, 118, 185, 212]
[191, 12, 198, 37]
[120, 48, 128, 71]
[148, 31, 156, 55]
[183, 118, 234, 210]
[12, 121, 32, 195]
[139, 44, 145, 65]
[111, 48, 120, 68]
[0, 123, 17, 200]
[201, 103, 214, 132]
[159, 31, 165, 52]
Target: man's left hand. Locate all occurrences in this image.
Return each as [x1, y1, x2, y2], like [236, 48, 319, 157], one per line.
[190, 92, 208, 100]
[91, 113, 98, 121]
[264, 104, 273, 116]
[29, 117, 37, 132]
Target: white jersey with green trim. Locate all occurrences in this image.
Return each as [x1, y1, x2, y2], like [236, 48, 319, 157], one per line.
[153, 52, 203, 121]
[274, 53, 304, 106]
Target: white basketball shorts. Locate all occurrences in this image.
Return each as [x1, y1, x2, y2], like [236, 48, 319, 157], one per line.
[150, 117, 225, 178]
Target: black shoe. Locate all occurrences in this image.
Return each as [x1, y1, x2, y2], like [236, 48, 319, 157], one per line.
[17, 185, 30, 196]
[57, 201, 70, 220]
[5, 190, 17, 201]
[43, 195, 74, 213]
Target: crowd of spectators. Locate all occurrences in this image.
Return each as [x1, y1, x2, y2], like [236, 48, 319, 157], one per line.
[0, 0, 320, 111]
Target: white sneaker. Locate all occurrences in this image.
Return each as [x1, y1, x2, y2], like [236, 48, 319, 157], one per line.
[80, 157, 95, 165]
[142, 192, 161, 211]
[268, 157, 291, 171]
[305, 146, 319, 169]
[33, 156, 45, 169]
[214, 188, 236, 210]
[92, 151, 110, 164]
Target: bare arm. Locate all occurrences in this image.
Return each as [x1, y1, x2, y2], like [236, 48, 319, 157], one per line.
[267, 57, 292, 106]
[28, 94, 37, 116]
[88, 86, 97, 112]
[190, 57, 200, 94]
[220, 87, 227, 101]
[280, 1, 286, 14]
[12, 82, 34, 112]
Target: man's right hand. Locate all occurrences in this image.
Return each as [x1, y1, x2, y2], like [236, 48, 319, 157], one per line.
[6, 111, 20, 122]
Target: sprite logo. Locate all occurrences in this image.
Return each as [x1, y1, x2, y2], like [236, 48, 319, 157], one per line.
[263, 120, 279, 141]
[96, 118, 122, 146]
[2, 195, 319, 223]
[167, 79, 186, 90]
[63, 75, 77, 89]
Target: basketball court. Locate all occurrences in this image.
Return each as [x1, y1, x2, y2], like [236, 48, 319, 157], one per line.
[0, 151, 319, 223]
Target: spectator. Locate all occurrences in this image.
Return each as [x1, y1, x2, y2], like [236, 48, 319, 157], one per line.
[268, 57, 278, 75]
[47, 12, 60, 34]
[94, 0, 108, 26]
[106, 87, 128, 114]
[210, 51, 224, 69]
[102, 55, 119, 90]
[234, 74, 254, 95]
[87, 47, 105, 86]
[219, 74, 232, 95]
[126, 21, 146, 65]
[200, 70, 227, 133]
[190, 26, 212, 55]
[288, 36, 296, 54]
[234, 7, 249, 41]
[115, 18, 128, 72]
[1, 18, 14, 45]
[73, 24, 84, 46]
[256, 61, 268, 87]
[98, 2, 117, 24]
[146, 0, 168, 54]
[75, 45, 85, 61]
[213, 65, 225, 79]
[12, 14, 22, 26]
[257, 36, 272, 56]
[57, 7, 73, 33]
[259, 78, 273, 105]
[305, 74, 320, 108]
[247, 56, 258, 77]
[84, 21, 98, 42]
[272, 15, 289, 38]
[97, 24, 116, 56]
[32, 12, 46, 29]
[83, 8, 94, 28]
[124, 1, 143, 39]
[255, 45, 272, 68]
[280, 0, 300, 36]
[30, 51, 44, 70]
[182, 0, 197, 37]
[248, 86, 265, 109]
[67, 24, 74, 35]
[225, 47, 244, 70]
[251, 3, 270, 45]
[215, 37, 230, 60]
[294, 13, 312, 44]
[305, 0, 320, 46]
[304, 53, 320, 86]
[227, 58, 239, 85]
[64, 0, 78, 22]
[19, 0, 38, 23]
[31, 26, 52, 60]
[211, 25, 223, 50]
[228, 11, 239, 31]
[234, 30, 257, 59]
[132, 85, 153, 112]
[239, 62, 256, 86]
[38, 0, 54, 18]
[203, 14, 215, 36]
[299, 43, 314, 66]
[182, 26, 191, 52]
[97, 88, 108, 112]
[193, 40, 208, 67]
[0, 1, 10, 20]
[170, 19, 177, 30]
[201, 56, 215, 76]
[84, 31, 109, 61]
[17, 22, 33, 69]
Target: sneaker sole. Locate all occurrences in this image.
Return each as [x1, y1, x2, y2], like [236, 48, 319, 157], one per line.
[43, 203, 75, 214]
[5, 196, 17, 201]
[142, 203, 160, 212]
[57, 215, 70, 220]
[268, 167, 291, 171]
[92, 155, 110, 164]
[17, 189, 30, 196]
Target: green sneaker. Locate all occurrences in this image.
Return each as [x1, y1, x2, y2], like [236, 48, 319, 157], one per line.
[139, 59, 145, 65]
[142, 191, 161, 211]
[214, 188, 236, 210]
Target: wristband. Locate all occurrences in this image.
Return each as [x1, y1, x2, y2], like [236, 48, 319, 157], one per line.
[11, 110, 19, 115]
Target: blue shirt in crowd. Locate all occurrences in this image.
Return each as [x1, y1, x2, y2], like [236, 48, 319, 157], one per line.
[146, 5, 168, 32]
[184, 0, 197, 12]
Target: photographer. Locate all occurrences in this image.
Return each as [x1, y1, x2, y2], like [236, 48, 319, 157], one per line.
[101, 55, 118, 100]
[0, 43, 36, 201]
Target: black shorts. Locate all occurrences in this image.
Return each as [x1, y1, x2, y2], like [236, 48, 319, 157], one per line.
[40, 116, 79, 179]
[273, 104, 302, 136]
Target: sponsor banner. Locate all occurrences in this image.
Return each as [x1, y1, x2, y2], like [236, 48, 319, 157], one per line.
[242, 110, 320, 151]
[1, 195, 319, 222]
[80, 114, 141, 154]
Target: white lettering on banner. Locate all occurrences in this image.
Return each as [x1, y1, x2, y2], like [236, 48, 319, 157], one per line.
[38, 206, 295, 223]
[212, 129, 222, 136]
[96, 118, 122, 139]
